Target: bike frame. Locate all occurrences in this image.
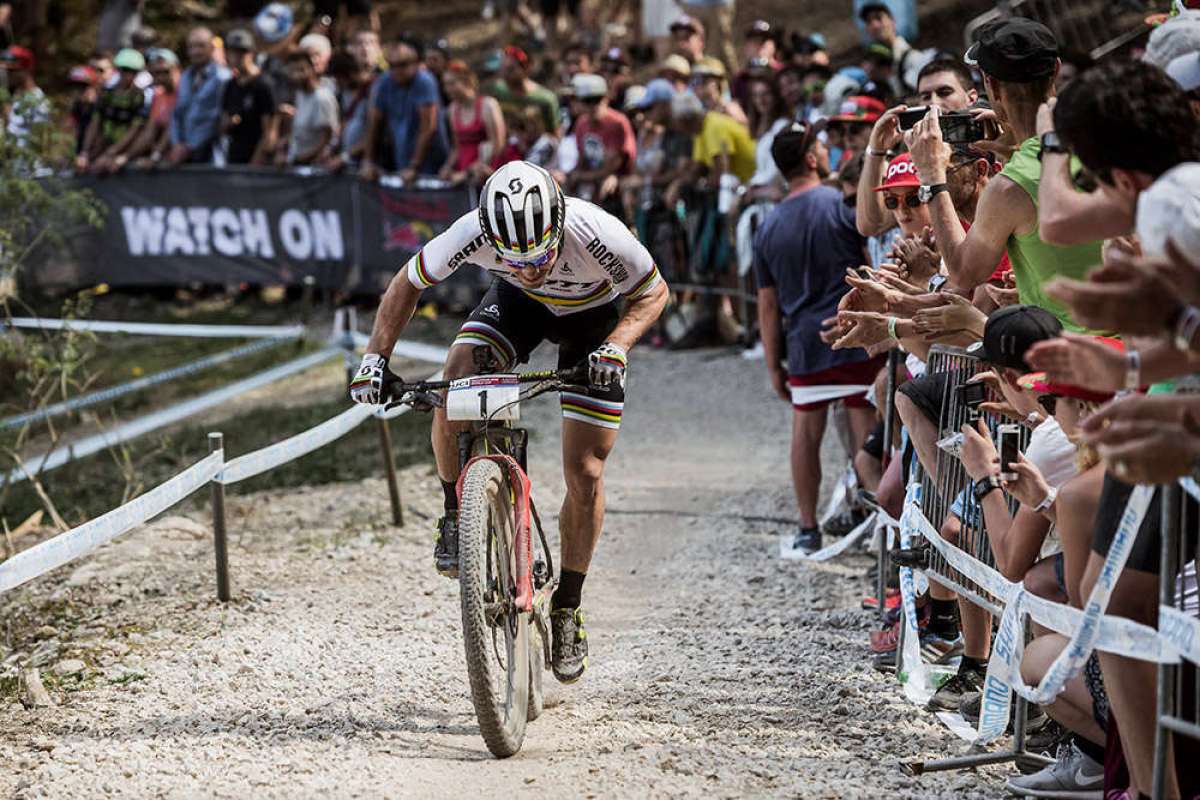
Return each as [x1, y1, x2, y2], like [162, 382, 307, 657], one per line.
[385, 367, 583, 619]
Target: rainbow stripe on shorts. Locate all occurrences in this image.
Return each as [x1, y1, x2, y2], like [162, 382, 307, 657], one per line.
[560, 391, 623, 430]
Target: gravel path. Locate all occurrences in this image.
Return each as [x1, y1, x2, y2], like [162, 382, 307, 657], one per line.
[0, 346, 1009, 798]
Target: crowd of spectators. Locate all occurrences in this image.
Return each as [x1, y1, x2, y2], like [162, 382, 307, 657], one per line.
[3, 0, 1200, 796]
[751, 4, 1200, 799]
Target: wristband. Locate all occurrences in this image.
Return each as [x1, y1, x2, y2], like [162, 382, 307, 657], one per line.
[1173, 305, 1200, 352]
[1033, 486, 1058, 514]
[867, 147, 889, 158]
[887, 316, 899, 340]
[1124, 349, 1142, 392]
[1024, 411, 1044, 429]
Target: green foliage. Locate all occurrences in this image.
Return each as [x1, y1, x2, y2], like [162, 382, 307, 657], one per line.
[0, 86, 104, 295]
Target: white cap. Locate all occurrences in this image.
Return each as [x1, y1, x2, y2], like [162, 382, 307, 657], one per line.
[1166, 50, 1200, 92]
[298, 32, 332, 54]
[1143, 7, 1200, 68]
[571, 72, 608, 100]
[1136, 162, 1200, 263]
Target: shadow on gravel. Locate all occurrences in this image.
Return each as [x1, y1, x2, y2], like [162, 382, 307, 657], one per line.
[70, 700, 488, 750]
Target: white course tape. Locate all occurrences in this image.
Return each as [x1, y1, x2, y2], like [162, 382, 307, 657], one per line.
[780, 510, 877, 562]
[904, 485, 1178, 744]
[789, 384, 871, 406]
[1181, 476, 1200, 503]
[819, 464, 855, 527]
[0, 451, 222, 594]
[1159, 605, 1200, 665]
[348, 331, 449, 365]
[221, 367, 444, 482]
[0, 337, 293, 432]
[3, 348, 341, 487]
[219, 404, 374, 484]
[898, 482, 935, 706]
[6, 317, 305, 339]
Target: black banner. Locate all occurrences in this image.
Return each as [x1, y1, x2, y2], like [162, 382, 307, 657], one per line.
[41, 167, 475, 295]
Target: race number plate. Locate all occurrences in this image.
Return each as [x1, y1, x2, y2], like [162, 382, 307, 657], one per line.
[446, 375, 521, 421]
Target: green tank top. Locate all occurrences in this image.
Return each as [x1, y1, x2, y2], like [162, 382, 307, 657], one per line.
[998, 136, 1104, 333]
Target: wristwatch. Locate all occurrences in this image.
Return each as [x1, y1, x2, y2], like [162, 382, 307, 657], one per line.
[1038, 131, 1068, 160]
[917, 183, 949, 203]
[972, 475, 1002, 503]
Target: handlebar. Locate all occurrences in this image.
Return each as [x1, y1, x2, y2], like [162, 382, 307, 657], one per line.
[381, 365, 591, 408]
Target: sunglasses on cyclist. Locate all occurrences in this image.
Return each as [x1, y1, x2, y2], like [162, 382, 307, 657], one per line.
[883, 193, 925, 210]
[502, 246, 556, 270]
[1037, 394, 1058, 415]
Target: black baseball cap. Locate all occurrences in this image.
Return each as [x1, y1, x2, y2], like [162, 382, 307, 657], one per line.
[965, 18, 1059, 83]
[859, 2, 893, 22]
[970, 304, 1062, 371]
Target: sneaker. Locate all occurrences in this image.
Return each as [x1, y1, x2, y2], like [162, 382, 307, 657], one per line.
[860, 588, 901, 611]
[549, 606, 588, 684]
[822, 507, 868, 538]
[434, 514, 459, 578]
[1005, 740, 1104, 799]
[869, 604, 930, 653]
[927, 663, 985, 712]
[1017, 721, 1070, 774]
[792, 527, 822, 554]
[891, 544, 931, 569]
[920, 632, 965, 665]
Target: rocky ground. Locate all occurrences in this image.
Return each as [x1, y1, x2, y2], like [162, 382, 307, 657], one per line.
[0, 346, 1012, 798]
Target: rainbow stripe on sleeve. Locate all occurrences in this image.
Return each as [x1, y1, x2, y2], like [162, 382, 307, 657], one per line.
[623, 265, 661, 299]
[410, 251, 439, 287]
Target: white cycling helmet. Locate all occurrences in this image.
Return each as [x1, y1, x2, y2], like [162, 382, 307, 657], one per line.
[479, 161, 565, 265]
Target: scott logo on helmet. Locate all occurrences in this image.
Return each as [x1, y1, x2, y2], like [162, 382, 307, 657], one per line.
[508, 177, 524, 194]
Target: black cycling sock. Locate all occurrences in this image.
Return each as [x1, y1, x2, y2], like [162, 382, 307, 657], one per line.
[930, 598, 960, 639]
[552, 569, 586, 610]
[441, 480, 458, 513]
[1073, 733, 1106, 764]
[959, 655, 987, 674]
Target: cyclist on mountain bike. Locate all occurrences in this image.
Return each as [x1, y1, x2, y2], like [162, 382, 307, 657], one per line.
[349, 161, 669, 683]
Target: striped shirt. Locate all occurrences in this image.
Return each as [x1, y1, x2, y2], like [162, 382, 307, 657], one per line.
[405, 198, 661, 317]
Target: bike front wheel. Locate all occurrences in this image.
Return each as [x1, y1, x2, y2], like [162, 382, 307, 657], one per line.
[458, 458, 531, 757]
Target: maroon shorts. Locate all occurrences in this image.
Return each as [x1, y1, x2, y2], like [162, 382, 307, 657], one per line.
[788, 357, 885, 412]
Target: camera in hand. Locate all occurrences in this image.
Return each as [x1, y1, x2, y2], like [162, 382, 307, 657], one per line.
[957, 381, 988, 420]
[897, 106, 999, 144]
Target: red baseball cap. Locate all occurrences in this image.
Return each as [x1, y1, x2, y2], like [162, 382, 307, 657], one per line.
[874, 153, 922, 192]
[830, 95, 886, 123]
[503, 45, 529, 67]
[68, 64, 98, 85]
[1018, 337, 1127, 402]
[1, 46, 34, 72]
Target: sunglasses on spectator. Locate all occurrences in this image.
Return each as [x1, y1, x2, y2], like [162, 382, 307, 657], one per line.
[1037, 395, 1058, 415]
[883, 194, 924, 209]
[390, 58, 418, 69]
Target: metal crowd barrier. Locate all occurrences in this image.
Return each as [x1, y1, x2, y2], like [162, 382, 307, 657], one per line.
[1153, 482, 1200, 800]
[899, 345, 1047, 775]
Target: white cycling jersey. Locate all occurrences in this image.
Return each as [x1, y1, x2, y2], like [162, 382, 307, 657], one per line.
[405, 197, 662, 316]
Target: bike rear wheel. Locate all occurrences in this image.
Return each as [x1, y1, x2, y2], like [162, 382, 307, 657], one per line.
[458, 459, 530, 757]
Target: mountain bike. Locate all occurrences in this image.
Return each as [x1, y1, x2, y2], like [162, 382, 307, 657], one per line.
[383, 363, 590, 758]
